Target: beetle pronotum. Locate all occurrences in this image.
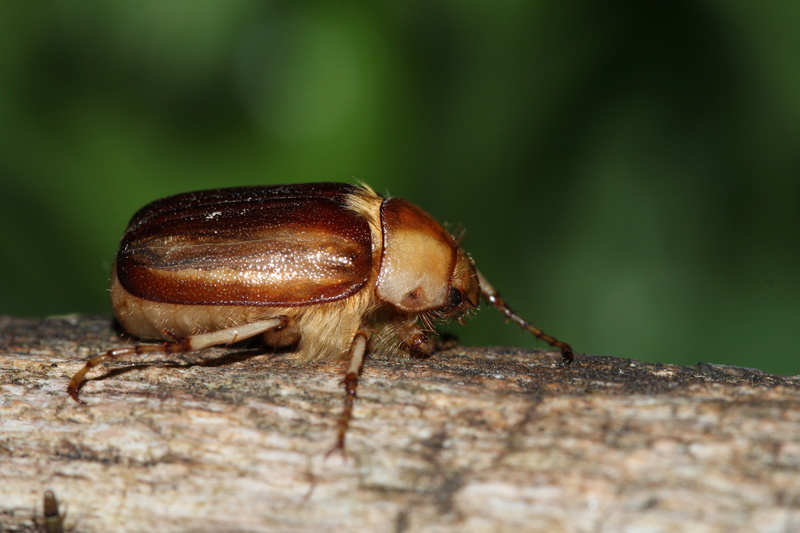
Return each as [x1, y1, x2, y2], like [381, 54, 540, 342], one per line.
[68, 182, 573, 453]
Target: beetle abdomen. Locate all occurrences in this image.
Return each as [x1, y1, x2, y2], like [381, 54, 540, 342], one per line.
[110, 267, 375, 362]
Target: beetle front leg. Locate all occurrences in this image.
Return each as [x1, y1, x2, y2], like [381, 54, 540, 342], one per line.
[327, 331, 369, 457]
[68, 316, 288, 403]
[393, 317, 457, 358]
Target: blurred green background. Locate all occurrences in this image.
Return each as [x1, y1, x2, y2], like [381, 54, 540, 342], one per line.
[1, 2, 798, 375]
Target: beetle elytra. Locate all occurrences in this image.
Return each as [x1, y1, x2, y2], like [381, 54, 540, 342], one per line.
[68, 182, 573, 453]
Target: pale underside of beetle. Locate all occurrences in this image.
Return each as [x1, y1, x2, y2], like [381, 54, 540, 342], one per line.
[68, 182, 573, 454]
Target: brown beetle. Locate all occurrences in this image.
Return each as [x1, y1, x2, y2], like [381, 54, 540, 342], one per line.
[68, 182, 572, 453]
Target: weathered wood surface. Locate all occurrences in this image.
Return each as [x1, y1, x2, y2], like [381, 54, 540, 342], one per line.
[1, 314, 799, 533]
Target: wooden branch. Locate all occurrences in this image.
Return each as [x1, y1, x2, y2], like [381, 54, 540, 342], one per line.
[1, 315, 799, 532]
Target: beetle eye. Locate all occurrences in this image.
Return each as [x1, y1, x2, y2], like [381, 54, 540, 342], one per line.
[447, 287, 463, 309]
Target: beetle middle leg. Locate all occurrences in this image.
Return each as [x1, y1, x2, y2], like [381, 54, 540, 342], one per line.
[327, 331, 369, 457]
[68, 316, 288, 403]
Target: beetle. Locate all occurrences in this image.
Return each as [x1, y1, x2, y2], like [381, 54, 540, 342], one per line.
[68, 182, 573, 454]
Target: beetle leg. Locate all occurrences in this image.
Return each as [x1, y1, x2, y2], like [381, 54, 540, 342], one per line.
[382, 315, 436, 358]
[392, 317, 459, 358]
[403, 329, 435, 358]
[408, 328, 463, 355]
[476, 270, 574, 364]
[261, 321, 301, 349]
[327, 331, 368, 457]
[67, 316, 288, 403]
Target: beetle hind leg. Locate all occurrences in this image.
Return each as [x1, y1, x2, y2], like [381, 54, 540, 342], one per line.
[68, 316, 288, 403]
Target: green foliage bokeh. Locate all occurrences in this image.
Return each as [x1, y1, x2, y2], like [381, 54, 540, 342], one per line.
[1, 2, 798, 374]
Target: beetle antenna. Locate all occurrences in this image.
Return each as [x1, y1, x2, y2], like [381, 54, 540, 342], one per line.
[476, 270, 574, 364]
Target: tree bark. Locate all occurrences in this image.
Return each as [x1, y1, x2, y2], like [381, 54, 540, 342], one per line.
[1, 314, 799, 533]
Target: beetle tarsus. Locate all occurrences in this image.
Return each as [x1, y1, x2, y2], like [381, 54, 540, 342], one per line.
[557, 343, 574, 365]
[326, 332, 368, 455]
[326, 371, 359, 459]
[67, 351, 111, 404]
[67, 382, 86, 405]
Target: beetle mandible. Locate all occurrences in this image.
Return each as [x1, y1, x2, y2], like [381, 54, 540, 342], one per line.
[68, 182, 573, 453]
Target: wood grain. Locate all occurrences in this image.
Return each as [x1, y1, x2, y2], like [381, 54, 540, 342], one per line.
[1, 315, 799, 532]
